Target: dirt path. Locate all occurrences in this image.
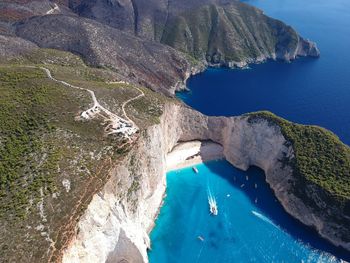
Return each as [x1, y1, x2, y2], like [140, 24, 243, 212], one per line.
[24, 65, 144, 137]
[40, 67, 108, 116]
[121, 86, 144, 125]
[40, 66, 138, 123]
[46, 3, 60, 15]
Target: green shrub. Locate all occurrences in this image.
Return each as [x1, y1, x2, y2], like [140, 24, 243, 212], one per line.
[247, 111, 350, 200]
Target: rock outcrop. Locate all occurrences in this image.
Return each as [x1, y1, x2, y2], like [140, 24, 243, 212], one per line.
[6, 0, 319, 94]
[69, 0, 320, 66]
[15, 14, 192, 96]
[295, 37, 320, 58]
[63, 102, 348, 262]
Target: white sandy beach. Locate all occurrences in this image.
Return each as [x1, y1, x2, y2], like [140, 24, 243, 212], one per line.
[166, 140, 224, 171]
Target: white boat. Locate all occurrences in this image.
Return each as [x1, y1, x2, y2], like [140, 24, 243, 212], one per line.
[192, 166, 199, 173]
[210, 203, 218, 215]
[208, 193, 218, 216]
[197, 235, 204, 241]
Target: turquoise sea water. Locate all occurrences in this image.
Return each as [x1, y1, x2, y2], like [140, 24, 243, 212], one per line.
[149, 0, 350, 261]
[148, 161, 349, 262]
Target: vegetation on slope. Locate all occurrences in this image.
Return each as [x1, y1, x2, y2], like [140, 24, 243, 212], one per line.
[0, 48, 170, 262]
[161, 2, 299, 63]
[15, 14, 192, 94]
[66, 0, 302, 65]
[247, 111, 350, 201]
[0, 67, 59, 219]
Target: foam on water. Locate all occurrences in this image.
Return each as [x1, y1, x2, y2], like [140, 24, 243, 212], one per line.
[251, 211, 279, 229]
[148, 161, 349, 262]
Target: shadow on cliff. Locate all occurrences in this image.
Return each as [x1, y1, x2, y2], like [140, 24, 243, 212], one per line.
[203, 160, 350, 261]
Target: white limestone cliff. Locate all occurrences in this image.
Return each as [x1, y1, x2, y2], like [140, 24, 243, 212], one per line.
[62, 102, 348, 263]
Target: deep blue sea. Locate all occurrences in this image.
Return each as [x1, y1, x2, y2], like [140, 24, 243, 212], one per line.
[149, 0, 350, 262]
[178, 0, 350, 145]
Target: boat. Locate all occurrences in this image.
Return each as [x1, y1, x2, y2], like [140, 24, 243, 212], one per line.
[192, 166, 199, 173]
[197, 236, 204, 241]
[208, 193, 218, 216]
[210, 203, 218, 215]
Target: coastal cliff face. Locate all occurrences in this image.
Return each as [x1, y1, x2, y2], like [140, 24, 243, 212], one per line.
[62, 101, 286, 262]
[62, 126, 169, 263]
[67, 0, 320, 68]
[63, 102, 349, 262]
[0, 1, 329, 261]
[1, 0, 319, 94]
[168, 104, 349, 252]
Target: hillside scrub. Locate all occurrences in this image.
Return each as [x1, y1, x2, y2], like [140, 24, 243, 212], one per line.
[247, 111, 350, 201]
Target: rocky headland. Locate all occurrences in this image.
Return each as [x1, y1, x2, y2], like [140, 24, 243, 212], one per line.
[0, 0, 319, 95]
[62, 103, 350, 262]
[3, 1, 347, 263]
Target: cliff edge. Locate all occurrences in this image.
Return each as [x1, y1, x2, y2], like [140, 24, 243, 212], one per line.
[62, 103, 349, 262]
[1, 0, 319, 94]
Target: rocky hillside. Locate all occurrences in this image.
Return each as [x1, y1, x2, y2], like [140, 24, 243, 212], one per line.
[0, 48, 169, 262]
[0, 1, 339, 263]
[245, 112, 350, 250]
[0, 0, 72, 31]
[70, 0, 320, 65]
[0, 34, 37, 58]
[1, 60, 346, 262]
[1, 0, 319, 93]
[14, 14, 194, 95]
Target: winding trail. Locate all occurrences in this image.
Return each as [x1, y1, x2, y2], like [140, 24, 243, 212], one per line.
[121, 86, 144, 125]
[46, 3, 60, 15]
[39, 67, 116, 118]
[32, 66, 142, 134]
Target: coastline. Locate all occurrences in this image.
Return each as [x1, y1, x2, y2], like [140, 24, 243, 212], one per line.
[148, 140, 225, 244]
[148, 141, 224, 236]
[166, 140, 224, 171]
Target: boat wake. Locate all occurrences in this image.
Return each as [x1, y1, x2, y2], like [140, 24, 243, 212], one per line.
[208, 188, 218, 216]
[251, 211, 279, 229]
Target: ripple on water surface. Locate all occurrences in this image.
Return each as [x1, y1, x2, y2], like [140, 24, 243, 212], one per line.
[148, 161, 349, 263]
[150, 0, 350, 261]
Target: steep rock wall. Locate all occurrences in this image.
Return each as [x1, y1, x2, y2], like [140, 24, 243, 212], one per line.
[171, 104, 349, 252]
[63, 102, 348, 263]
[62, 124, 170, 263]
